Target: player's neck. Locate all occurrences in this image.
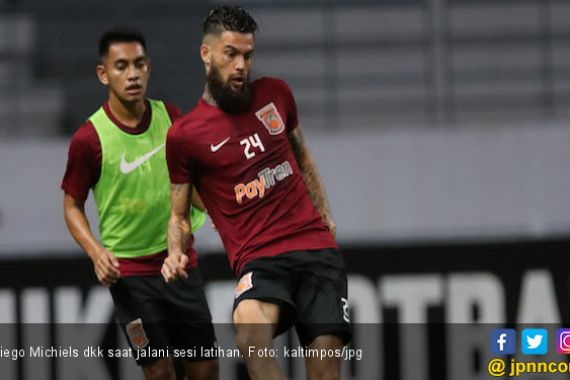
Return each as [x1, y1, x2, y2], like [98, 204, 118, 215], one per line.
[202, 86, 217, 107]
[107, 96, 146, 129]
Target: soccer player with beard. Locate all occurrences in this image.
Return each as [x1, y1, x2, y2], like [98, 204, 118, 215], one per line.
[62, 27, 218, 380]
[163, 5, 351, 380]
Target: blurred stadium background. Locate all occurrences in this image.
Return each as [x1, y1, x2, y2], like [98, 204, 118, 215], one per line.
[1, 0, 570, 379]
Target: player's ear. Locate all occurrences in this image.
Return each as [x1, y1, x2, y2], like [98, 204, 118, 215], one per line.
[96, 63, 109, 86]
[200, 43, 211, 66]
[147, 58, 152, 76]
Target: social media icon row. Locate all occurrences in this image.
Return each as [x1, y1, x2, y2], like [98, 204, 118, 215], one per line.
[491, 329, 570, 355]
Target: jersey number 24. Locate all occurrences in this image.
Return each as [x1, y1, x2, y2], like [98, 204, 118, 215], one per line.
[240, 133, 265, 159]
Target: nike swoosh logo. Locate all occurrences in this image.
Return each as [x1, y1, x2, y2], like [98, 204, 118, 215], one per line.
[210, 137, 230, 152]
[119, 144, 164, 174]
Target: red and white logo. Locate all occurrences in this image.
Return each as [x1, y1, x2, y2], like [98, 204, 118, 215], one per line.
[126, 318, 149, 349]
[255, 102, 285, 135]
[235, 272, 254, 298]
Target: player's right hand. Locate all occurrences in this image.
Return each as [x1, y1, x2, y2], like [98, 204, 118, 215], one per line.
[161, 253, 189, 283]
[92, 248, 120, 287]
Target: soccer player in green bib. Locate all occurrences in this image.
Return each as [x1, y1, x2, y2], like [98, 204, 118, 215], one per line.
[61, 27, 218, 380]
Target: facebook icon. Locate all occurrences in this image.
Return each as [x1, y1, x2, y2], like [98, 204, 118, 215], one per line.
[491, 329, 516, 355]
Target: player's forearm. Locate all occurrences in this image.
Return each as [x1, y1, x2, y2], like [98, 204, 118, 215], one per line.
[299, 154, 333, 221]
[63, 195, 103, 260]
[288, 127, 334, 223]
[167, 214, 191, 256]
[168, 183, 193, 256]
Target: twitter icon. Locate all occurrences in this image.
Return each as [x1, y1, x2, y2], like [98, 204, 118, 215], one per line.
[522, 329, 548, 355]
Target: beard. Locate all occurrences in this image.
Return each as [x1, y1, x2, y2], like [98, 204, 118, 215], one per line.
[206, 63, 252, 114]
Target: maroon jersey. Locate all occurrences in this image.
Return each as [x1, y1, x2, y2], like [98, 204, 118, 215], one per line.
[167, 77, 337, 275]
[61, 100, 198, 276]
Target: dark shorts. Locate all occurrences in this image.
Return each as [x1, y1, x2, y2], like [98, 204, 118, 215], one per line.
[110, 267, 217, 366]
[233, 248, 352, 347]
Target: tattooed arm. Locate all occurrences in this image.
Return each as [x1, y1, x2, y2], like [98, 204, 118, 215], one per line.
[287, 126, 336, 238]
[162, 182, 193, 282]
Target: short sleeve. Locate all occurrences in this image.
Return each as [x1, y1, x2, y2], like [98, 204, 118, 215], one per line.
[165, 103, 183, 123]
[166, 121, 195, 184]
[279, 79, 299, 133]
[60, 122, 101, 201]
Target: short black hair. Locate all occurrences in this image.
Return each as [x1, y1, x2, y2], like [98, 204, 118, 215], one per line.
[203, 5, 258, 36]
[98, 26, 147, 59]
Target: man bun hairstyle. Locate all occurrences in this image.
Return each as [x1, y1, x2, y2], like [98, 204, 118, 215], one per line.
[98, 26, 147, 59]
[203, 4, 258, 36]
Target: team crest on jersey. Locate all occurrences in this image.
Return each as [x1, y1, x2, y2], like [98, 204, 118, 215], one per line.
[255, 102, 285, 135]
[235, 272, 253, 298]
[126, 318, 149, 349]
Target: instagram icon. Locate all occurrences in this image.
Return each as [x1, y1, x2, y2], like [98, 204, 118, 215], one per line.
[557, 329, 570, 354]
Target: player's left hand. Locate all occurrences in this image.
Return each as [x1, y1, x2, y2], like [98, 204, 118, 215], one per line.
[161, 253, 189, 283]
